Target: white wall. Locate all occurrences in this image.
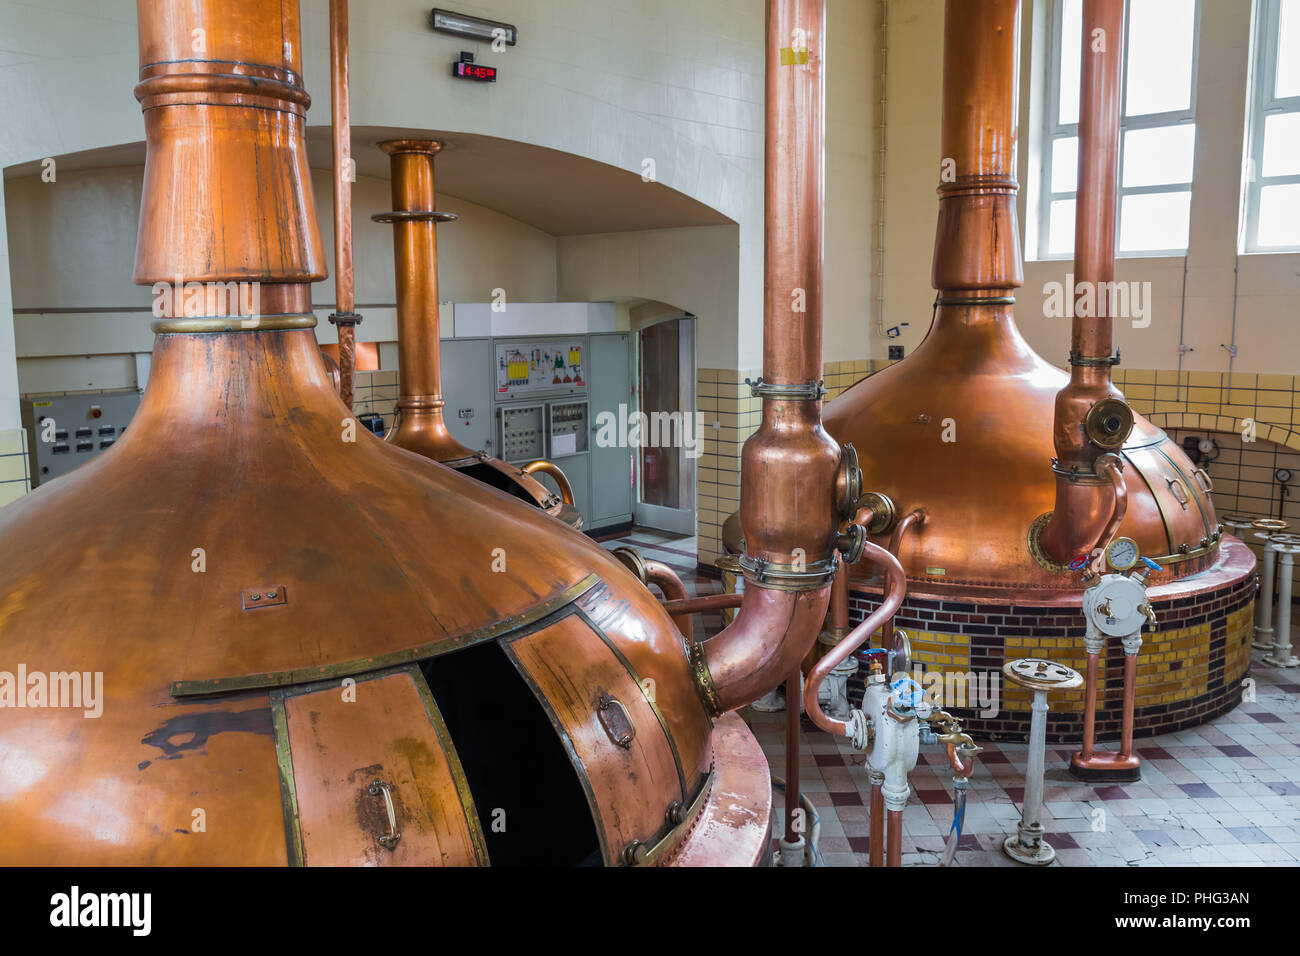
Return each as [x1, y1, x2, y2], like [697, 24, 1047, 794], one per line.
[881, 0, 1300, 375]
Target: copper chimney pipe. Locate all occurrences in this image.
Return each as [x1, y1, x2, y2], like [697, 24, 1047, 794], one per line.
[1037, 0, 1131, 565]
[329, 0, 362, 408]
[376, 140, 476, 464]
[690, 0, 857, 717]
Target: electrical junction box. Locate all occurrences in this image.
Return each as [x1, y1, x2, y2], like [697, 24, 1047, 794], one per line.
[21, 389, 142, 487]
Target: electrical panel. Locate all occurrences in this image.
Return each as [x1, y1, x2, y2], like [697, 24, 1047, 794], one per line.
[20, 389, 142, 487]
[549, 400, 589, 457]
[495, 341, 586, 399]
[498, 404, 545, 463]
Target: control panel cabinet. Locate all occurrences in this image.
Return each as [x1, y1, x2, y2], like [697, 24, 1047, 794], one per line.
[498, 404, 546, 463]
[21, 389, 142, 487]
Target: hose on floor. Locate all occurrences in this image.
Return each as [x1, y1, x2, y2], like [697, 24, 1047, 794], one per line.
[771, 775, 822, 867]
[939, 776, 968, 867]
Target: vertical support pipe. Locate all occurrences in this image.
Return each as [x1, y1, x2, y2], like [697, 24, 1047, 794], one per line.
[1078, 651, 1100, 762]
[783, 668, 802, 850]
[1265, 547, 1300, 667]
[1004, 689, 1056, 864]
[1118, 649, 1138, 757]
[329, 0, 361, 408]
[1038, 0, 1132, 564]
[1255, 535, 1278, 649]
[886, 809, 902, 868]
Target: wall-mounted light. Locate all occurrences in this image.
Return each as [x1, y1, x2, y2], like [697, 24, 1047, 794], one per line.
[430, 8, 518, 46]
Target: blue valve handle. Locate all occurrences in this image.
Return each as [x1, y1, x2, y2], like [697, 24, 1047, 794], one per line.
[1067, 555, 1090, 571]
[890, 676, 925, 708]
[1140, 556, 1162, 571]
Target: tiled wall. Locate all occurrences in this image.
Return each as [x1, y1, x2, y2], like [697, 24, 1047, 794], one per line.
[1117, 366, 1300, 595]
[0, 427, 30, 507]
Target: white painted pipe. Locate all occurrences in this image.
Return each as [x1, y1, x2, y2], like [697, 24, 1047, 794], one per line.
[1254, 534, 1277, 650]
[1004, 690, 1056, 865]
[1265, 548, 1299, 667]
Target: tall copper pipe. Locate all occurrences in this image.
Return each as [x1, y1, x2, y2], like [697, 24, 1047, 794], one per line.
[378, 140, 476, 463]
[880, 508, 924, 649]
[694, 0, 848, 715]
[1038, 0, 1129, 564]
[1079, 651, 1100, 761]
[329, 0, 361, 408]
[886, 809, 903, 867]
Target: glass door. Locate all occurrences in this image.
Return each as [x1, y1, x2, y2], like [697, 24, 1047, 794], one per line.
[633, 316, 697, 534]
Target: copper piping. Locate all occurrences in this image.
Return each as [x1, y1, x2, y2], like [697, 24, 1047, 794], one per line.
[1119, 651, 1138, 758]
[694, 0, 845, 715]
[377, 140, 476, 464]
[1079, 651, 1100, 762]
[804, 542, 907, 737]
[946, 740, 977, 778]
[784, 667, 801, 845]
[828, 560, 850, 635]
[1039, 0, 1129, 564]
[881, 508, 924, 648]
[886, 809, 903, 867]
[644, 559, 694, 642]
[329, 0, 360, 409]
[1092, 453, 1129, 559]
[663, 592, 744, 615]
[869, 778, 885, 868]
[523, 460, 575, 505]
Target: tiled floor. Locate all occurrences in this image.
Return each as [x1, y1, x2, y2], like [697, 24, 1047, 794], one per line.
[602, 528, 1300, 867]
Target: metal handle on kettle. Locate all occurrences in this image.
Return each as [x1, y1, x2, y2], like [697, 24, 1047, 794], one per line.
[368, 779, 401, 850]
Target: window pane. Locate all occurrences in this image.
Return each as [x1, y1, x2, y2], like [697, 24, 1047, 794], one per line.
[1123, 124, 1196, 186]
[1258, 183, 1300, 247]
[1049, 198, 1076, 255]
[1125, 0, 1196, 117]
[1119, 191, 1192, 251]
[1059, 0, 1082, 125]
[1278, 0, 1300, 98]
[1261, 111, 1300, 178]
[1052, 136, 1079, 192]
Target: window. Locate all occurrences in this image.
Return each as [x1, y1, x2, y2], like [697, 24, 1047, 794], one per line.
[1243, 0, 1300, 251]
[1039, 0, 1201, 259]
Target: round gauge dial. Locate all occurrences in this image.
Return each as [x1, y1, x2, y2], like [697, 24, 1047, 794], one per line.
[1106, 536, 1141, 571]
[1277, 468, 1292, 483]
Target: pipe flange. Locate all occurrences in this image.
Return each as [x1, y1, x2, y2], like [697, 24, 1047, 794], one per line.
[1084, 398, 1134, 449]
[327, 310, 364, 327]
[744, 377, 827, 401]
[687, 640, 723, 717]
[1027, 511, 1074, 574]
[739, 551, 840, 590]
[837, 443, 862, 518]
[370, 210, 460, 224]
[1069, 349, 1122, 368]
[610, 546, 649, 584]
[857, 491, 897, 535]
[836, 523, 867, 565]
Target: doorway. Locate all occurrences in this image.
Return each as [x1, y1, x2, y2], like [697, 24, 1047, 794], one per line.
[633, 315, 697, 534]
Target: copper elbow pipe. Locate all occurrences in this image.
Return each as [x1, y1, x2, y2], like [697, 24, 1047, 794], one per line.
[643, 559, 694, 642]
[523, 460, 575, 505]
[804, 542, 907, 737]
[698, 585, 832, 715]
[1092, 453, 1128, 557]
[946, 739, 977, 778]
[329, 0, 358, 409]
[881, 509, 923, 648]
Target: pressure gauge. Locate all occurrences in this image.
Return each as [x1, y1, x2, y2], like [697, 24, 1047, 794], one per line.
[1106, 536, 1141, 571]
[1277, 468, 1292, 484]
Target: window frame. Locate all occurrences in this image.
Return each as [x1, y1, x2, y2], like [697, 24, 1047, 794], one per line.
[1243, 0, 1300, 253]
[1037, 0, 1203, 260]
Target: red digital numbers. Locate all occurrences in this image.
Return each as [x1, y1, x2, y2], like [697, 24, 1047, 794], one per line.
[452, 61, 497, 82]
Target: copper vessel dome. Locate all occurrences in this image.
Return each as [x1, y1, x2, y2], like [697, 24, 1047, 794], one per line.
[0, 0, 834, 865]
[824, 0, 1224, 599]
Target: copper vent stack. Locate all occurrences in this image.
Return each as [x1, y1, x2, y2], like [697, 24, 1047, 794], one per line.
[0, 0, 850, 865]
[811, 0, 1256, 738]
[373, 139, 582, 528]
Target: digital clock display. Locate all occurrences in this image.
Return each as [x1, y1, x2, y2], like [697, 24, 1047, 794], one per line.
[452, 61, 497, 82]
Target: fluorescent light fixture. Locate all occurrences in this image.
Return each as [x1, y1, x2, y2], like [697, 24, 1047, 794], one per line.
[429, 9, 518, 46]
